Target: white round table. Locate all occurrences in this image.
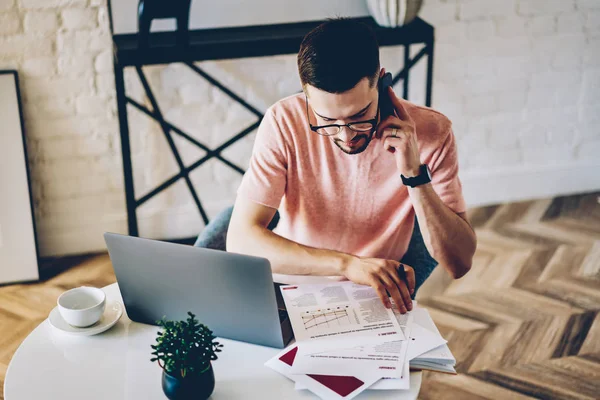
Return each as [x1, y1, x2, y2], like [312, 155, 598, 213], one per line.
[4, 283, 422, 399]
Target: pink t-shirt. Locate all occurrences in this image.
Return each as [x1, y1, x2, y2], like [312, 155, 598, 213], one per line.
[237, 93, 466, 282]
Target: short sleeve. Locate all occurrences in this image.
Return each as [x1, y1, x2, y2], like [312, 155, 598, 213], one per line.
[429, 127, 467, 214]
[236, 108, 288, 209]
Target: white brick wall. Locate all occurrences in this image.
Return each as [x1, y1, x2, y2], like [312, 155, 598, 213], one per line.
[0, 11, 21, 34]
[0, 34, 54, 59]
[496, 15, 528, 37]
[527, 15, 556, 36]
[459, 0, 515, 20]
[60, 7, 96, 30]
[24, 10, 58, 32]
[0, 0, 599, 256]
[57, 54, 94, 76]
[517, 0, 575, 16]
[21, 57, 56, 76]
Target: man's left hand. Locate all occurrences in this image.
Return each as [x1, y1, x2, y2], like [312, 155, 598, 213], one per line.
[376, 87, 422, 178]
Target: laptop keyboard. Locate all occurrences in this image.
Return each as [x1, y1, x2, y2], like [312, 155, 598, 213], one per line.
[278, 309, 288, 322]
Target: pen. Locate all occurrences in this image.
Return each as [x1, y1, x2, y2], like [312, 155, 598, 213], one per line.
[397, 263, 412, 299]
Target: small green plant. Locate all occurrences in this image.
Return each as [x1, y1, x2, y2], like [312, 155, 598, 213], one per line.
[151, 312, 223, 378]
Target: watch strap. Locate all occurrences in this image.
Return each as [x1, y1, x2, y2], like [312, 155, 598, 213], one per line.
[401, 164, 431, 187]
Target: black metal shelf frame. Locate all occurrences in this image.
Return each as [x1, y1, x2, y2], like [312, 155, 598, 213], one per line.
[111, 17, 435, 237]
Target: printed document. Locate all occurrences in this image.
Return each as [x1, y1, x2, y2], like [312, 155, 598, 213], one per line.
[279, 281, 406, 342]
[290, 303, 414, 378]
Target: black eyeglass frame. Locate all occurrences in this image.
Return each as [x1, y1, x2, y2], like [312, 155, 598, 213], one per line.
[305, 95, 380, 137]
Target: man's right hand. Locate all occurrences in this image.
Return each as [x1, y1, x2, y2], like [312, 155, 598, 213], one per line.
[342, 256, 415, 313]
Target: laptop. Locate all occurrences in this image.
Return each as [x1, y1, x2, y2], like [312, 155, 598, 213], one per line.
[103, 232, 293, 349]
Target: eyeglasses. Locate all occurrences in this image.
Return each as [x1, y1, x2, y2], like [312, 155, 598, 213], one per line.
[305, 95, 378, 137]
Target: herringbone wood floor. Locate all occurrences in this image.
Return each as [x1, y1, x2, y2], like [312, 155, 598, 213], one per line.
[1, 192, 599, 399]
[417, 192, 600, 400]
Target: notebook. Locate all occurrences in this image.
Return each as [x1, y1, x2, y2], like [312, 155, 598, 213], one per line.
[409, 307, 456, 374]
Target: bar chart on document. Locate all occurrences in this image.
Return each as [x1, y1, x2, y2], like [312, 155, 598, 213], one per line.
[301, 305, 358, 330]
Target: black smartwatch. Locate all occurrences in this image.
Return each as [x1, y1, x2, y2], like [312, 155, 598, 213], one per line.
[401, 164, 432, 188]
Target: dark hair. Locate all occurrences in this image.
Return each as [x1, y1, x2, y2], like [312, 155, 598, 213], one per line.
[298, 18, 380, 94]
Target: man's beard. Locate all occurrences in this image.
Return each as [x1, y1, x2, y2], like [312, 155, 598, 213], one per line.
[333, 131, 374, 155]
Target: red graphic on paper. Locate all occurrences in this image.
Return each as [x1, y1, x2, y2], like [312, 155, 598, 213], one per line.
[278, 346, 365, 397]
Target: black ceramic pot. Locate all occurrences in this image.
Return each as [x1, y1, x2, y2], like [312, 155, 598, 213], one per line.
[161, 364, 215, 400]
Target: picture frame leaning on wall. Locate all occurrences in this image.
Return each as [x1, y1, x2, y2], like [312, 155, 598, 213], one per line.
[0, 70, 40, 285]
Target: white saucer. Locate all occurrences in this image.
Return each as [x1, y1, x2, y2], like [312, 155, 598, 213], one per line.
[48, 301, 123, 336]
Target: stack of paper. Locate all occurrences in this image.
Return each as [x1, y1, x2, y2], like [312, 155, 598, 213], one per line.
[264, 281, 456, 399]
[408, 307, 456, 374]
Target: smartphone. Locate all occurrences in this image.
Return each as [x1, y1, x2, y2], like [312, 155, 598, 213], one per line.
[378, 72, 395, 120]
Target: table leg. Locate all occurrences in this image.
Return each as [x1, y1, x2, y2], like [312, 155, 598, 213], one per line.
[404, 44, 410, 100]
[114, 63, 139, 236]
[425, 38, 434, 108]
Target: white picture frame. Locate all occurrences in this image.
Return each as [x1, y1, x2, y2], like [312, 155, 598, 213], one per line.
[0, 70, 40, 285]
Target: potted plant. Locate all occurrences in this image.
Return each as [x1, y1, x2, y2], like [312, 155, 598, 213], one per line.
[151, 312, 223, 400]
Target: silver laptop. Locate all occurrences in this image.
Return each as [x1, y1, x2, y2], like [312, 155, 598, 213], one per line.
[103, 232, 293, 348]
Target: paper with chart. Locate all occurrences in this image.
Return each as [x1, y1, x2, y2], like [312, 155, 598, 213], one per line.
[279, 281, 406, 342]
[290, 304, 414, 379]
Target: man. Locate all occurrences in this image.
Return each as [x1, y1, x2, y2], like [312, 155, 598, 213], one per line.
[195, 18, 477, 314]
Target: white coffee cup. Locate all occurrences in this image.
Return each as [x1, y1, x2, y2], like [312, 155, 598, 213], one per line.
[57, 286, 106, 328]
